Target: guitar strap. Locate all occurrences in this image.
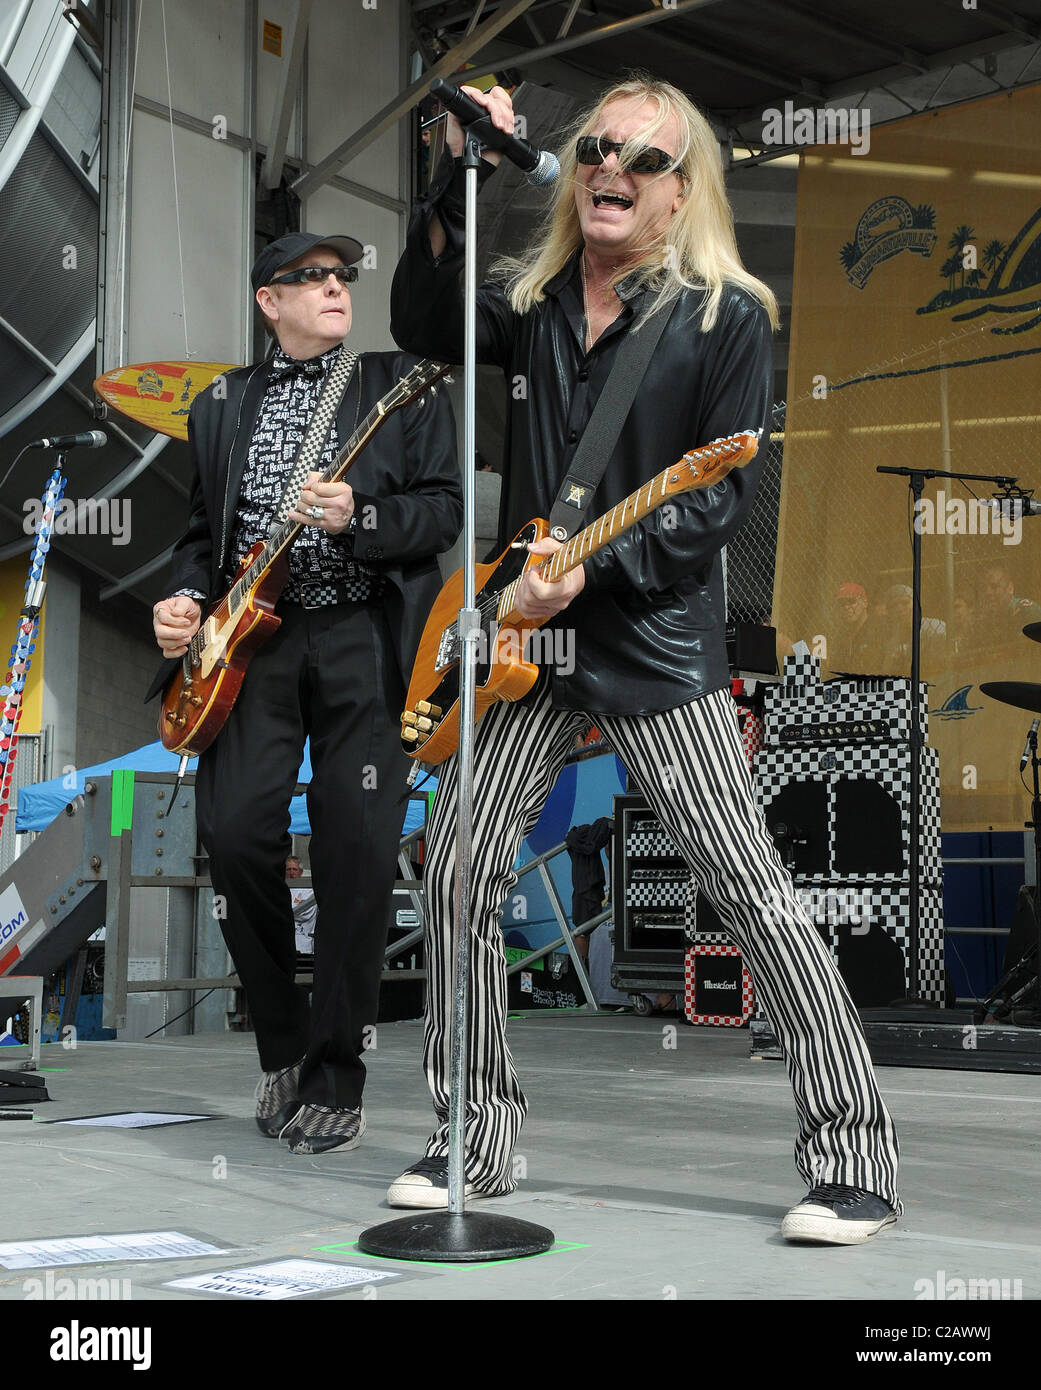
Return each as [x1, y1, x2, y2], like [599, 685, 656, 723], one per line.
[270, 345, 360, 532]
[547, 297, 677, 541]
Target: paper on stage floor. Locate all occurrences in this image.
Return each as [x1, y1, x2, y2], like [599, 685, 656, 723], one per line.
[165, 1259, 401, 1299]
[0, 1231, 227, 1269]
[52, 1112, 213, 1128]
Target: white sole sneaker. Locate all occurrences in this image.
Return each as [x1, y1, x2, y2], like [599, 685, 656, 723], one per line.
[386, 1167, 494, 1209]
[781, 1202, 897, 1245]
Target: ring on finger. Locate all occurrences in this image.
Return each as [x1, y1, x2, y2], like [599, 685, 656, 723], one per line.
[308, 505, 324, 521]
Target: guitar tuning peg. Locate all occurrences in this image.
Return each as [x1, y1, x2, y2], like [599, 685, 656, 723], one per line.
[402, 710, 418, 726]
[402, 727, 419, 743]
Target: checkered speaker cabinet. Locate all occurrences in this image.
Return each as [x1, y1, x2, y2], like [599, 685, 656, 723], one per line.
[684, 943, 754, 1026]
[755, 654, 946, 1005]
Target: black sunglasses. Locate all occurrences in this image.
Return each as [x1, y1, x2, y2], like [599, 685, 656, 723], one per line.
[271, 265, 359, 286]
[576, 135, 681, 176]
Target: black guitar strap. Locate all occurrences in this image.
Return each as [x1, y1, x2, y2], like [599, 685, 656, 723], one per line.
[547, 298, 676, 541]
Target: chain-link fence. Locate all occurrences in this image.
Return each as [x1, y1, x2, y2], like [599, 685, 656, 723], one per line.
[724, 400, 785, 627]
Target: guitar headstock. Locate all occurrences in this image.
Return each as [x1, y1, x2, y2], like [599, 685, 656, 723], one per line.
[673, 430, 761, 489]
[379, 359, 453, 414]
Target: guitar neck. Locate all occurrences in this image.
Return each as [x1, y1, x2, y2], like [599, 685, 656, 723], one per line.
[493, 432, 759, 626]
[540, 460, 679, 584]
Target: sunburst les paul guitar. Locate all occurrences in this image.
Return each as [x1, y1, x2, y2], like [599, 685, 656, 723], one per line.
[401, 429, 760, 764]
[159, 358, 451, 756]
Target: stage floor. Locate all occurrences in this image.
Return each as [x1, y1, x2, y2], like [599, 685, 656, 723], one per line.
[2, 1013, 1039, 1302]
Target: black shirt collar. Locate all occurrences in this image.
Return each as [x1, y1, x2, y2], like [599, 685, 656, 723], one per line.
[544, 250, 649, 306]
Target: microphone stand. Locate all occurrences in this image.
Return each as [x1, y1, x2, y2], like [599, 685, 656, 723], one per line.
[0, 458, 68, 842]
[876, 465, 1018, 1005]
[360, 128, 553, 1262]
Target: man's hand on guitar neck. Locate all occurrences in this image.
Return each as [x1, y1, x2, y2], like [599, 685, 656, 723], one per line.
[516, 538, 585, 621]
[289, 471, 355, 535]
[154, 596, 201, 658]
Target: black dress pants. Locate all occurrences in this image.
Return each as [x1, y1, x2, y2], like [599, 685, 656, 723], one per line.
[195, 598, 407, 1109]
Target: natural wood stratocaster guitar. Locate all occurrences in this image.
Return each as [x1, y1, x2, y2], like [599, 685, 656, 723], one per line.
[401, 429, 761, 764]
[159, 358, 451, 756]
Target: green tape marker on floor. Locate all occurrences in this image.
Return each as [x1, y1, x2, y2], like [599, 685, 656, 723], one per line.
[110, 768, 135, 836]
[315, 1240, 589, 1270]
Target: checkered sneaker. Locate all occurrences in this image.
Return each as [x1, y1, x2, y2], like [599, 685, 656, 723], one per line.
[280, 1103, 366, 1155]
[254, 1059, 302, 1137]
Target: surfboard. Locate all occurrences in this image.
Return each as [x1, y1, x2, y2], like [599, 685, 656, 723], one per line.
[93, 361, 240, 442]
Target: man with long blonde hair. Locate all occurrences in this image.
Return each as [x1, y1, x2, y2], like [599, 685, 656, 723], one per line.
[389, 75, 901, 1245]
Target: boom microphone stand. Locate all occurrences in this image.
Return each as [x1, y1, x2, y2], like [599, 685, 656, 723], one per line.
[876, 465, 1019, 1003]
[359, 128, 553, 1262]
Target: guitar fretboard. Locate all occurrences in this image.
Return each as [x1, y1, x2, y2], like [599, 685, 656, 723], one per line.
[494, 437, 748, 623]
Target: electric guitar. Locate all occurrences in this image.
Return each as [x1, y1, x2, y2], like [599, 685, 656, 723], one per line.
[401, 430, 760, 764]
[159, 358, 451, 756]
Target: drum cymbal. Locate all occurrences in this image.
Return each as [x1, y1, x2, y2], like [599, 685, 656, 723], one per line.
[980, 681, 1041, 714]
[1024, 622, 1041, 644]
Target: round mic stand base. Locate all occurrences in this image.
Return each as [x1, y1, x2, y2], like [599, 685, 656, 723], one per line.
[357, 1210, 555, 1263]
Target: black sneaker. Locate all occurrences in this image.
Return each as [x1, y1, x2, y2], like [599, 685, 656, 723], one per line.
[386, 1155, 493, 1209]
[254, 1060, 302, 1137]
[781, 1183, 897, 1245]
[280, 1103, 365, 1155]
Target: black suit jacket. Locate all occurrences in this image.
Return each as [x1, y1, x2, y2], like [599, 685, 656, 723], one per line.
[145, 349, 461, 703]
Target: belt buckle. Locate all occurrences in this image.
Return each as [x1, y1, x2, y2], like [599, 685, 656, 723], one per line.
[299, 582, 324, 610]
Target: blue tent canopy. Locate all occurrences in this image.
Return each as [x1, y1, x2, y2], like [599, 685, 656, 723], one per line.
[15, 739, 434, 838]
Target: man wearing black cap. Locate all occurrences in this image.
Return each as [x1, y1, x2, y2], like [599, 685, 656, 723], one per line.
[149, 234, 461, 1154]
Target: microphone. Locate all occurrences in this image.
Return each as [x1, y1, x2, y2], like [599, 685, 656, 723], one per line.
[1020, 718, 1039, 770]
[987, 496, 1041, 518]
[429, 79, 559, 185]
[28, 430, 108, 450]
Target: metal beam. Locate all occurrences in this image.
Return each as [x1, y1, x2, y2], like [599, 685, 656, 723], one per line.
[460, 0, 738, 85]
[596, 13, 822, 103]
[465, 0, 488, 37]
[291, 0, 539, 200]
[260, 0, 313, 190]
[132, 94, 406, 214]
[556, 0, 582, 40]
[727, 31, 1036, 125]
[772, 0, 927, 73]
[984, 2, 1041, 42]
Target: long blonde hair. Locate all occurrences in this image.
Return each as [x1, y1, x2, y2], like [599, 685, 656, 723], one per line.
[496, 75, 778, 332]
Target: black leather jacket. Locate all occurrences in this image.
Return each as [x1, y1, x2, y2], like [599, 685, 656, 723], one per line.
[390, 154, 774, 715]
[145, 350, 462, 703]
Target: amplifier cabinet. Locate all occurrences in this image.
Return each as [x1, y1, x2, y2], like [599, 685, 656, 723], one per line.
[756, 742, 942, 883]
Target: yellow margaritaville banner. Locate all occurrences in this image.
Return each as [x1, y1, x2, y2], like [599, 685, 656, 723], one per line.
[775, 84, 1041, 832]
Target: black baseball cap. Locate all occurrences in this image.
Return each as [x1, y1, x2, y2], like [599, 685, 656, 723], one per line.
[250, 233, 365, 292]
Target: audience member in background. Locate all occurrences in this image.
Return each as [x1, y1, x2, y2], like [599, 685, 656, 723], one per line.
[286, 856, 318, 956]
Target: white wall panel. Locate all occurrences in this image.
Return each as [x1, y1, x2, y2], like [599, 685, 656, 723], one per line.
[134, 0, 247, 131]
[303, 185, 399, 352]
[305, 0, 401, 200]
[127, 110, 247, 365]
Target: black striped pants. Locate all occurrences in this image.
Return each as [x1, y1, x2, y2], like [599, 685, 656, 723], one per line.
[420, 682, 901, 1208]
